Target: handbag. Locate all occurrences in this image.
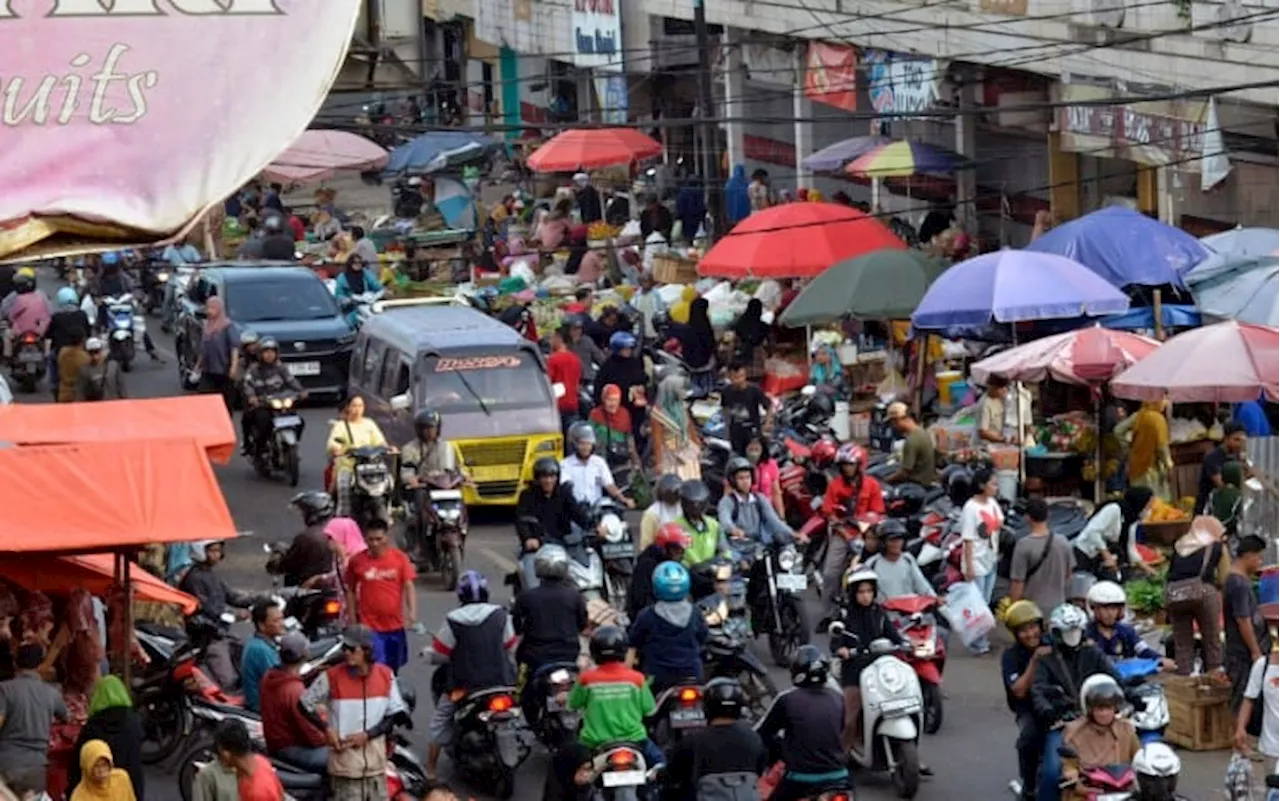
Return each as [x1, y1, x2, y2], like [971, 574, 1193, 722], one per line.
[1165, 546, 1214, 611]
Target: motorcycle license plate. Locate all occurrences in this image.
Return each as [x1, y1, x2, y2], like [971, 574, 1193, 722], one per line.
[670, 707, 705, 729]
[273, 415, 303, 428]
[602, 770, 646, 788]
[879, 698, 919, 715]
[18, 351, 42, 363]
[287, 361, 321, 376]
[601, 541, 634, 559]
[775, 573, 808, 592]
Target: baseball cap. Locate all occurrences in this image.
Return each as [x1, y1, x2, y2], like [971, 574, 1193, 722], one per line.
[279, 632, 309, 664]
[886, 401, 909, 420]
[341, 624, 375, 651]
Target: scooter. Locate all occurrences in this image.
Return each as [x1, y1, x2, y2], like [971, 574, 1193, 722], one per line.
[585, 744, 654, 801]
[830, 625, 924, 799]
[402, 471, 469, 590]
[523, 662, 581, 750]
[883, 594, 947, 735]
[650, 682, 706, 750]
[1056, 744, 1138, 800]
[345, 443, 393, 528]
[596, 497, 636, 612]
[10, 331, 43, 392]
[447, 686, 530, 799]
[102, 292, 145, 371]
[341, 287, 387, 328]
[251, 392, 303, 486]
[1114, 657, 1169, 745]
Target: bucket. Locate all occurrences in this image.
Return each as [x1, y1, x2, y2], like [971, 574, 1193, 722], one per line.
[1260, 565, 1278, 608]
[936, 370, 963, 407]
[832, 401, 851, 441]
[996, 469, 1018, 502]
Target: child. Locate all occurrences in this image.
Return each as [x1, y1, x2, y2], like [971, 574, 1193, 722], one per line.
[627, 561, 708, 694]
[1085, 581, 1177, 670]
[1061, 677, 1141, 801]
[832, 570, 907, 753]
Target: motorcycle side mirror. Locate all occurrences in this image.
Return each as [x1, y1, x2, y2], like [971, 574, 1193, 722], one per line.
[552, 382, 566, 399]
[389, 392, 412, 412]
[827, 620, 846, 636]
[219, 612, 236, 625]
[1056, 745, 1078, 760]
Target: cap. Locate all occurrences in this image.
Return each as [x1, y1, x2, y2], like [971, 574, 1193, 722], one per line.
[279, 632, 309, 664]
[885, 401, 909, 420]
[341, 624, 375, 652]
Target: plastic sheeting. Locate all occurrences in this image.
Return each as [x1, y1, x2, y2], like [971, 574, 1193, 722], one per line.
[0, 438, 237, 553]
[0, 554, 198, 614]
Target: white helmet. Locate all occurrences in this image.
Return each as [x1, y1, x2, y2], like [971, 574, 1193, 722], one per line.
[843, 567, 878, 594]
[1087, 580, 1127, 608]
[189, 540, 219, 562]
[1132, 741, 1181, 778]
[84, 337, 105, 353]
[1048, 603, 1089, 648]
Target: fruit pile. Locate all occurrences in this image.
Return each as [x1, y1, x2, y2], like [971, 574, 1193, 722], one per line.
[587, 221, 620, 241]
[1145, 497, 1189, 523]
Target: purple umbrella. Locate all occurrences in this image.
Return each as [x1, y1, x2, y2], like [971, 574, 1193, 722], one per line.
[801, 135, 892, 173]
[911, 250, 1131, 330]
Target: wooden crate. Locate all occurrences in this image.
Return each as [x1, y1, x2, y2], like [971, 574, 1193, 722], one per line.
[1163, 675, 1234, 751]
[652, 253, 698, 284]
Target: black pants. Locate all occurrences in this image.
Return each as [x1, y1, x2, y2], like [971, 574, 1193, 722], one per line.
[770, 776, 851, 801]
[1015, 711, 1044, 801]
[242, 406, 274, 453]
[202, 373, 236, 413]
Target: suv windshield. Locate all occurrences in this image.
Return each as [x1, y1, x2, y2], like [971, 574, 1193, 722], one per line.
[225, 277, 338, 322]
[418, 352, 550, 414]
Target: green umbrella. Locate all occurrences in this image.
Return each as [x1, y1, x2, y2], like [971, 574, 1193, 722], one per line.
[778, 249, 948, 326]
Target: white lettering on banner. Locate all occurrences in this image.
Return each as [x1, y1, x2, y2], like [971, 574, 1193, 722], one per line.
[866, 49, 942, 119]
[2, 43, 159, 126]
[571, 0, 622, 70]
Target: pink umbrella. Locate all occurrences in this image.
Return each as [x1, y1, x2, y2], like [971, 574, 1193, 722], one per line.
[971, 326, 1159, 386]
[1111, 321, 1279, 403]
[262, 129, 388, 183]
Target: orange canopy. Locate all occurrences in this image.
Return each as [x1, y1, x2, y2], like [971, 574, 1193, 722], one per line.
[0, 438, 237, 553]
[0, 395, 236, 463]
[0, 554, 198, 614]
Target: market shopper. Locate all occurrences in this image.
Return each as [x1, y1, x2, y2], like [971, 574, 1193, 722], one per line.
[69, 740, 136, 801]
[721, 362, 772, 456]
[1224, 535, 1271, 713]
[732, 298, 770, 383]
[1073, 486, 1157, 582]
[194, 296, 240, 413]
[1234, 606, 1279, 761]
[1196, 421, 1253, 514]
[676, 297, 717, 397]
[1165, 518, 1229, 676]
[1007, 499, 1075, 616]
[546, 329, 583, 440]
[884, 402, 937, 487]
[959, 467, 1003, 655]
[1122, 399, 1173, 500]
[69, 677, 145, 801]
[344, 520, 417, 673]
[0, 642, 68, 794]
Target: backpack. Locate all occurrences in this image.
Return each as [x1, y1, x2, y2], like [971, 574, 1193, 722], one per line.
[696, 771, 759, 801]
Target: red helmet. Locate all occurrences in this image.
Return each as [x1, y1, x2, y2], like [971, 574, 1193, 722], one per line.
[655, 523, 692, 551]
[810, 439, 838, 468]
[836, 443, 867, 471]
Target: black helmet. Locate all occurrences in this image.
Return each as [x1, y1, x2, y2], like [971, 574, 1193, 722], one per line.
[726, 456, 754, 479]
[13, 273, 34, 293]
[655, 473, 682, 505]
[679, 479, 710, 518]
[290, 490, 334, 527]
[414, 408, 442, 438]
[878, 518, 907, 541]
[790, 644, 829, 688]
[703, 678, 746, 720]
[533, 456, 560, 479]
[946, 468, 974, 508]
[806, 392, 835, 421]
[589, 625, 628, 664]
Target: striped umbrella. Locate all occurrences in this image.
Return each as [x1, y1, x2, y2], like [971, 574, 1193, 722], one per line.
[845, 140, 966, 178]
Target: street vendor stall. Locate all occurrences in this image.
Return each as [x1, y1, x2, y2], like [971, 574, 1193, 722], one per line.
[0, 554, 197, 615]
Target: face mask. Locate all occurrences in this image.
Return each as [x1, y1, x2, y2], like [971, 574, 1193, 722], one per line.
[1061, 628, 1083, 648]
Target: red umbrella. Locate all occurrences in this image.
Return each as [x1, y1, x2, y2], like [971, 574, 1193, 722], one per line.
[970, 326, 1159, 386]
[1111, 321, 1279, 403]
[526, 128, 662, 172]
[697, 203, 905, 279]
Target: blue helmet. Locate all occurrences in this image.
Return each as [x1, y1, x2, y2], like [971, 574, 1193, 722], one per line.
[56, 287, 78, 307]
[100, 251, 119, 266]
[608, 331, 637, 353]
[652, 561, 690, 602]
[456, 570, 489, 604]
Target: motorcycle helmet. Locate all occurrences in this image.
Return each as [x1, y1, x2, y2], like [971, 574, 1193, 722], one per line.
[1067, 572, 1098, 606]
[101, 251, 119, 266]
[12, 273, 34, 294]
[1086, 580, 1127, 609]
[878, 518, 907, 541]
[1133, 742, 1181, 801]
[456, 570, 489, 604]
[414, 408, 442, 438]
[532, 456, 560, 479]
[836, 443, 867, 472]
[84, 337, 105, 353]
[652, 561, 691, 602]
[1081, 674, 1125, 714]
[946, 468, 974, 508]
[843, 567, 878, 596]
[651, 308, 671, 331]
[262, 214, 284, 235]
[290, 491, 335, 527]
[55, 286, 78, 307]
[809, 439, 838, 469]
[655, 473, 682, 505]
[258, 337, 279, 353]
[1047, 603, 1089, 650]
[703, 678, 746, 720]
[569, 421, 597, 447]
[1003, 599, 1045, 635]
[590, 625, 628, 664]
[790, 644, 830, 688]
[725, 456, 754, 481]
[805, 392, 835, 422]
[608, 331, 637, 353]
[189, 540, 221, 563]
[654, 523, 692, 554]
[679, 479, 710, 520]
[240, 330, 260, 347]
[533, 544, 570, 581]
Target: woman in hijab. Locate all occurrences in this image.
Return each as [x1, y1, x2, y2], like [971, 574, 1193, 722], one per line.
[534, 197, 574, 252]
[1123, 400, 1172, 500]
[723, 165, 750, 225]
[325, 395, 388, 516]
[675, 177, 706, 244]
[733, 298, 770, 382]
[1209, 460, 1245, 539]
[324, 516, 368, 570]
[194, 295, 239, 412]
[808, 342, 847, 395]
[71, 678, 144, 801]
[333, 253, 384, 327]
[1075, 485, 1158, 581]
[70, 740, 135, 801]
[649, 372, 701, 478]
[677, 297, 716, 396]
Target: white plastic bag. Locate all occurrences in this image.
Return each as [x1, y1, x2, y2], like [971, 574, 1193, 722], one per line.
[942, 581, 996, 650]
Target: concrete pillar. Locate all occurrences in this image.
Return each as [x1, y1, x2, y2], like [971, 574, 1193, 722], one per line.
[1047, 132, 1081, 221]
[793, 49, 813, 190]
[1136, 167, 1158, 217]
[1157, 166, 1181, 225]
[954, 74, 978, 231]
[722, 29, 747, 172]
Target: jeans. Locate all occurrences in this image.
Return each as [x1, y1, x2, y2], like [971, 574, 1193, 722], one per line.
[822, 534, 854, 619]
[519, 551, 541, 591]
[969, 570, 998, 653]
[1015, 712, 1044, 801]
[1037, 727, 1063, 801]
[274, 745, 328, 774]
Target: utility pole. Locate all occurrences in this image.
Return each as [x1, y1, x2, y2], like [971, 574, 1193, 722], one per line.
[693, 0, 724, 242]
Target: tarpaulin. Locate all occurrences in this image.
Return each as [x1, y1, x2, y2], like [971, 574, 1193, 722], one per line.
[0, 395, 236, 463]
[0, 554, 197, 614]
[0, 438, 236, 553]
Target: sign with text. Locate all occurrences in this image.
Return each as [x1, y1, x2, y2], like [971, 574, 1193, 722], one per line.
[573, 0, 622, 71]
[0, 0, 361, 261]
[1057, 82, 1208, 171]
[594, 73, 628, 124]
[803, 42, 856, 112]
[866, 49, 943, 119]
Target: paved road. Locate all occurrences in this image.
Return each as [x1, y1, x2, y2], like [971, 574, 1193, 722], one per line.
[19, 281, 1234, 800]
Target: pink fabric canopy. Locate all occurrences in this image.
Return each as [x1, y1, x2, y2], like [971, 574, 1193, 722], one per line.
[971, 326, 1159, 386]
[1111, 321, 1279, 403]
[262, 129, 388, 183]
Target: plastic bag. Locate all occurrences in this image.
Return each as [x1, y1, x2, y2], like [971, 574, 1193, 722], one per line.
[1223, 750, 1255, 801]
[942, 581, 996, 649]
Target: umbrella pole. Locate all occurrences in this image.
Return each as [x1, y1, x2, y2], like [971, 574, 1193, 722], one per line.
[122, 553, 133, 688]
[912, 335, 927, 417]
[1153, 289, 1165, 341]
[1094, 394, 1104, 504]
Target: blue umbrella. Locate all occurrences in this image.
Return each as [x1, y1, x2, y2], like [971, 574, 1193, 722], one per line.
[801, 135, 892, 172]
[432, 177, 476, 229]
[1025, 206, 1208, 289]
[1200, 226, 1279, 257]
[912, 250, 1130, 330]
[383, 131, 499, 176]
[1187, 254, 1279, 326]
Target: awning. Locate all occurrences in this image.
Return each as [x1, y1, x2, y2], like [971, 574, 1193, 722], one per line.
[0, 396, 236, 463]
[0, 554, 198, 614]
[0, 438, 237, 553]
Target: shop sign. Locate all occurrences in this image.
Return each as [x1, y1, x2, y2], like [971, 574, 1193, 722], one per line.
[0, 0, 360, 261]
[573, 0, 622, 71]
[803, 42, 856, 112]
[866, 49, 943, 119]
[594, 73, 628, 124]
[1057, 82, 1208, 170]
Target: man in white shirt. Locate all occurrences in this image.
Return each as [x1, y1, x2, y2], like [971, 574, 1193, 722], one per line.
[560, 422, 634, 509]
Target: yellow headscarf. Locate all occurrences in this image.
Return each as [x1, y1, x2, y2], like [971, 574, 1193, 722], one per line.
[670, 286, 698, 324]
[72, 740, 136, 801]
[1128, 399, 1170, 481]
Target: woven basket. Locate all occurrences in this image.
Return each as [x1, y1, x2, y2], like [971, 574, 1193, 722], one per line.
[653, 252, 698, 284]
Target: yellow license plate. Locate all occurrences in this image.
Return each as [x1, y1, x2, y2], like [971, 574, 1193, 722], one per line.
[471, 465, 521, 482]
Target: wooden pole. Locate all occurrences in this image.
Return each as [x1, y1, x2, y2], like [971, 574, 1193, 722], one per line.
[1153, 288, 1164, 341]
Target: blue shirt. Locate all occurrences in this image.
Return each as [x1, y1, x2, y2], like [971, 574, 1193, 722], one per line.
[1086, 621, 1158, 664]
[1233, 400, 1272, 437]
[240, 634, 281, 713]
[1001, 645, 1035, 715]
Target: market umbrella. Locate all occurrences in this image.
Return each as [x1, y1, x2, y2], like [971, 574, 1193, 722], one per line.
[433, 177, 478, 229]
[1200, 226, 1279, 257]
[697, 202, 906, 280]
[801, 135, 892, 173]
[1111, 321, 1279, 403]
[911, 250, 1131, 330]
[844, 140, 966, 178]
[526, 128, 662, 172]
[382, 131, 499, 176]
[778, 249, 946, 325]
[262, 129, 388, 183]
[1186, 254, 1279, 326]
[971, 326, 1159, 386]
[1024, 206, 1207, 290]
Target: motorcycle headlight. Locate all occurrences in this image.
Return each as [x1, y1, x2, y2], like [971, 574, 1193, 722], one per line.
[156, 271, 171, 282]
[913, 639, 936, 659]
[777, 547, 797, 572]
[437, 508, 462, 524]
[601, 514, 626, 543]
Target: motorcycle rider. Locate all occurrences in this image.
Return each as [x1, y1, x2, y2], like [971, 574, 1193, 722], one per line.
[861, 520, 936, 600]
[261, 633, 328, 773]
[259, 213, 297, 261]
[1060, 676, 1141, 801]
[1066, 572, 1097, 612]
[639, 473, 684, 551]
[718, 456, 797, 549]
[627, 561, 708, 694]
[46, 286, 91, 393]
[178, 540, 254, 689]
[399, 408, 461, 565]
[560, 421, 634, 509]
[663, 678, 767, 801]
[514, 457, 601, 590]
[91, 252, 161, 361]
[424, 571, 517, 781]
[1031, 603, 1122, 801]
[819, 444, 886, 619]
[238, 330, 261, 371]
[754, 645, 850, 801]
[2, 270, 50, 361]
[278, 491, 338, 589]
[675, 479, 732, 571]
[1001, 600, 1051, 801]
[629, 523, 708, 620]
[513, 544, 588, 717]
[74, 337, 126, 401]
[240, 337, 306, 458]
[832, 569, 908, 753]
[1085, 580, 1176, 670]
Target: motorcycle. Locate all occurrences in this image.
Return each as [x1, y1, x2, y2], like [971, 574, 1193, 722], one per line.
[251, 392, 303, 486]
[596, 497, 635, 611]
[1056, 744, 1137, 800]
[141, 263, 171, 315]
[348, 444, 393, 528]
[10, 330, 43, 392]
[882, 595, 948, 735]
[263, 544, 344, 640]
[402, 471, 469, 590]
[698, 586, 777, 719]
[650, 682, 706, 750]
[509, 505, 614, 610]
[102, 292, 145, 371]
[448, 686, 530, 799]
[341, 288, 387, 328]
[830, 626, 924, 799]
[585, 744, 654, 801]
[1114, 658, 1169, 745]
[732, 540, 811, 667]
[524, 662, 582, 750]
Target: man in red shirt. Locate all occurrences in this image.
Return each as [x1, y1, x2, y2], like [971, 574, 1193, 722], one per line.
[344, 519, 417, 673]
[819, 443, 885, 619]
[546, 328, 582, 440]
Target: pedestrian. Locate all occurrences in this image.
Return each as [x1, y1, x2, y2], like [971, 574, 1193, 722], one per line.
[1224, 535, 1271, 715]
[747, 169, 772, 213]
[208, 719, 283, 801]
[69, 740, 135, 801]
[675, 176, 705, 243]
[960, 467, 1003, 655]
[1234, 606, 1279, 762]
[546, 328, 582, 441]
[676, 297, 716, 397]
[0, 642, 68, 795]
[1123, 399, 1173, 500]
[1073, 486, 1158, 582]
[720, 362, 772, 456]
[732, 298, 770, 383]
[1165, 517, 1229, 676]
[74, 338, 126, 401]
[70, 677, 144, 801]
[239, 600, 284, 714]
[194, 296, 239, 413]
[344, 519, 417, 673]
[1196, 421, 1252, 514]
[1007, 498, 1075, 617]
[631, 273, 666, 345]
[56, 331, 91, 403]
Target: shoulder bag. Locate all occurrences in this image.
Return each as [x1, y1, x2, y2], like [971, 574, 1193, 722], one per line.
[1165, 546, 1214, 612]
